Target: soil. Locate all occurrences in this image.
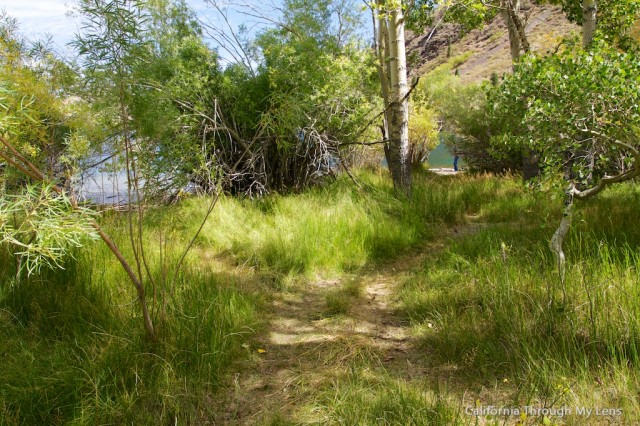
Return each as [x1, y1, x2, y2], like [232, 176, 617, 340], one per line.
[217, 243, 440, 424]
[408, 3, 579, 83]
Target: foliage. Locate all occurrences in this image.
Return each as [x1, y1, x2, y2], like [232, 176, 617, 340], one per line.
[242, 0, 378, 192]
[415, 64, 521, 173]
[403, 0, 438, 32]
[66, 0, 380, 197]
[443, 0, 498, 33]
[489, 40, 640, 190]
[408, 99, 439, 165]
[132, 0, 223, 194]
[0, 15, 102, 279]
[73, 0, 222, 197]
[3, 169, 640, 422]
[0, 14, 98, 190]
[3, 0, 640, 422]
[257, 22, 376, 146]
[546, 0, 640, 49]
[0, 184, 98, 276]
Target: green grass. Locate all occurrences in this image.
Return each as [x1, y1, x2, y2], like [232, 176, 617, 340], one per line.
[400, 179, 640, 424]
[174, 170, 503, 277]
[0, 170, 505, 424]
[3, 171, 640, 423]
[310, 369, 464, 425]
[0, 228, 260, 424]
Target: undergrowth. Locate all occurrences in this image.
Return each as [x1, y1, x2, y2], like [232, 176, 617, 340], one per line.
[2, 171, 639, 424]
[179, 170, 500, 277]
[0, 230, 260, 424]
[2, 169, 495, 424]
[400, 180, 640, 424]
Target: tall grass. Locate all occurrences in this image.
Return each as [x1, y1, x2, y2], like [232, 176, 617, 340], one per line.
[177, 171, 505, 277]
[4, 170, 638, 423]
[0, 170, 511, 423]
[400, 180, 640, 423]
[310, 369, 464, 425]
[0, 226, 259, 424]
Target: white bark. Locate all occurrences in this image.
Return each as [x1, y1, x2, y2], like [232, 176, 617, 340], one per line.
[551, 134, 640, 281]
[550, 187, 574, 283]
[376, 2, 391, 125]
[377, 1, 411, 194]
[582, 0, 597, 47]
[500, 0, 521, 66]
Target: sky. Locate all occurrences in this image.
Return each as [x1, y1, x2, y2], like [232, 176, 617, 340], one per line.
[1, 1, 76, 48]
[1, 0, 371, 67]
[0, 0, 277, 61]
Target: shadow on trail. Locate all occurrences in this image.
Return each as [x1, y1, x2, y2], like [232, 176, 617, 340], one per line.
[218, 238, 500, 425]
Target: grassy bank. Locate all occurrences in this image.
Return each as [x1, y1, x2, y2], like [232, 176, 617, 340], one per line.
[399, 180, 640, 424]
[2, 171, 639, 424]
[178, 170, 501, 277]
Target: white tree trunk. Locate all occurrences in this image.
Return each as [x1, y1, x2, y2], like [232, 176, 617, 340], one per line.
[376, 2, 391, 137]
[582, 0, 597, 47]
[500, 0, 521, 66]
[550, 187, 575, 283]
[383, 4, 411, 194]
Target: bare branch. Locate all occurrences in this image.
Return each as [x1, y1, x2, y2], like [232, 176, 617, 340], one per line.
[571, 130, 640, 200]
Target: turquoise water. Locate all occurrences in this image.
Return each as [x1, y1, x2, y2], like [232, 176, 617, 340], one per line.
[379, 141, 463, 169]
[428, 142, 463, 168]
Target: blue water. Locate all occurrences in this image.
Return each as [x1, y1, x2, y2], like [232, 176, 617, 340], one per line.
[379, 142, 463, 169]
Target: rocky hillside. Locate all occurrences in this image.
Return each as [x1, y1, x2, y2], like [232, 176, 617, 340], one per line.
[407, 3, 579, 83]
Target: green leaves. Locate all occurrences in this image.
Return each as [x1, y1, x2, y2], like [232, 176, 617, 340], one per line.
[253, 0, 377, 146]
[0, 15, 97, 185]
[549, 0, 640, 50]
[488, 39, 640, 188]
[443, 0, 496, 33]
[0, 184, 98, 276]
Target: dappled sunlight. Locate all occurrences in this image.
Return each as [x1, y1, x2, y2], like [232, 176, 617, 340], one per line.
[219, 240, 438, 424]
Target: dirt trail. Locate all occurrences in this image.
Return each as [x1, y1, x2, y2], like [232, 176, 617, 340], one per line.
[218, 243, 444, 424]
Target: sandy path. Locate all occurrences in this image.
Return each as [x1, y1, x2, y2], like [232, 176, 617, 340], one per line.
[217, 244, 441, 424]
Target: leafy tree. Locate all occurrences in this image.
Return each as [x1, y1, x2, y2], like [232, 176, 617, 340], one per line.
[487, 0, 640, 276]
[407, 99, 439, 166]
[256, 2, 376, 147]
[371, 0, 531, 190]
[546, 0, 640, 48]
[489, 40, 640, 277]
[73, 0, 172, 340]
[203, 0, 378, 194]
[0, 13, 103, 280]
[443, 0, 495, 33]
[131, 0, 223, 194]
[0, 13, 98, 192]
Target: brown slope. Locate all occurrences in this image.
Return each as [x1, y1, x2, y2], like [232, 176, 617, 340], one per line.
[407, 3, 580, 84]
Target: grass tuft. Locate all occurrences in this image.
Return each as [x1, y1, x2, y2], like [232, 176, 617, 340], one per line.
[400, 180, 640, 423]
[3, 171, 640, 423]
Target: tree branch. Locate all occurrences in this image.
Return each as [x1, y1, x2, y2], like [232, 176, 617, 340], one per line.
[571, 130, 640, 200]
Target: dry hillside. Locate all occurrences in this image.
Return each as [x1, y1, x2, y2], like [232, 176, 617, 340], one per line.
[407, 3, 580, 83]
